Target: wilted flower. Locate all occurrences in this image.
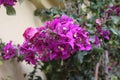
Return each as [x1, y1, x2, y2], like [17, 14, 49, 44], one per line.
[95, 23, 110, 41]
[110, 6, 120, 16]
[96, 25, 102, 33]
[101, 30, 110, 40]
[94, 35, 101, 47]
[107, 66, 112, 71]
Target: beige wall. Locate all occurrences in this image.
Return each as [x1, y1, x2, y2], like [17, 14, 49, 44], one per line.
[0, 1, 44, 80]
[0, 0, 42, 44]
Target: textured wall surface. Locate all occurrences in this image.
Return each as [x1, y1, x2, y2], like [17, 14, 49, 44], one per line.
[0, 0, 42, 44]
[0, 1, 43, 80]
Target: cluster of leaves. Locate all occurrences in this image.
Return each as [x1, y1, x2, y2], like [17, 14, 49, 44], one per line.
[27, 65, 42, 80]
[0, 39, 5, 57]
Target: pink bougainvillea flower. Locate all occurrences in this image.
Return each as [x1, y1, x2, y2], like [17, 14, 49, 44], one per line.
[0, 0, 17, 6]
[3, 41, 16, 60]
[95, 24, 110, 41]
[94, 35, 101, 47]
[96, 19, 102, 25]
[23, 27, 38, 41]
[110, 6, 120, 16]
[101, 30, 110, 40]
[22, 15, 92, 62]
[19, 41, 37, 65]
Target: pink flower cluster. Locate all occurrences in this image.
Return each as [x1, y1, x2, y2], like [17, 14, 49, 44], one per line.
[110, 6, 120, 16]
[106, 6, 120, 16]
[3, 41, 16, 60]
[22, 15, 91, 63]
[0, 0, 17, 6]
[3, 15, 91, 64]
[94, 19, 110, 47]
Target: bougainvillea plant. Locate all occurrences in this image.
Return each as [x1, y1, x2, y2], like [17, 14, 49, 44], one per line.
[0, 0, 120, 80]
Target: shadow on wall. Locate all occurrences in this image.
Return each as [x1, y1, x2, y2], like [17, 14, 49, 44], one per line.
[0, 59, 46, 80]
[0, 59, 26, 80]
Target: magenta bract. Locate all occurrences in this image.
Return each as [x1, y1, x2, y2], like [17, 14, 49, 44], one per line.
[0, 0, 16, 6]
[3, 41, 16, 60]
[21, 15, 92, 63]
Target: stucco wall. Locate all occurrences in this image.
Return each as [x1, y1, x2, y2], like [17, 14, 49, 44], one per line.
[0, 1, 42, 44]
[0, 1, 44, 80]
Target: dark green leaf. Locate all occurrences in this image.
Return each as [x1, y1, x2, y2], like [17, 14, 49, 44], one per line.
[76, 51, 87, 64]
[111, 16, 120, 24]
[111, 76, 118, 80]
[6, 6, 16, 15]
[110, 28, 118, 35]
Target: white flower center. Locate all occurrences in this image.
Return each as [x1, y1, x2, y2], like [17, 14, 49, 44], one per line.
[63, 27, 67, 30]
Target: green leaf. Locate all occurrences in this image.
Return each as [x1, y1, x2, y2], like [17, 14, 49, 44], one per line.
[0, 60, 3, 65]
[76, 51, 87, 64]
[77, 18, 83, 24]
[6, 6, 16, 15]
[118, 30, 120, 35]
[111, 16, 120, 24]
[70, 75, 83, 80]
[92, 47, 104, 54]
[111, 76, 118, 80]
[110, 28, 118, 35]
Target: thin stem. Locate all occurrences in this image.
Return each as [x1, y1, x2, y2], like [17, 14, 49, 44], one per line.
[104, 50, 109, 80]
[94, 62, 100, 80]
[101, 50, 109, 80]
[63, 0, 67, 9]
